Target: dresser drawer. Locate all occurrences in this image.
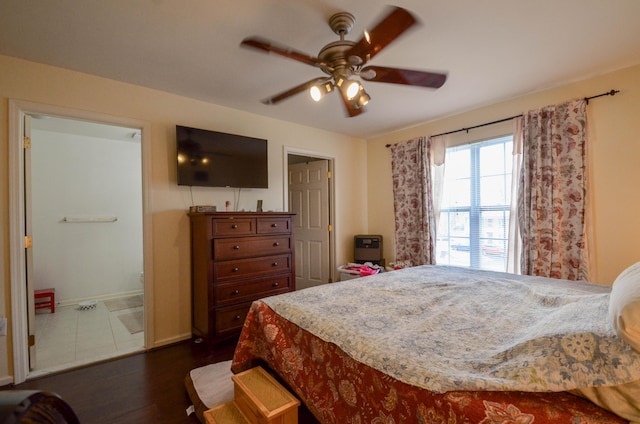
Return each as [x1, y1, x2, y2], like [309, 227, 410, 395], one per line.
[215, 303, 251, 335]
[256, 217, 291, 234]
[211, 218, 255, 237]
[215, 275, 292, 306]
[214, 254, 291, 282]
[213, 235, 291, 261]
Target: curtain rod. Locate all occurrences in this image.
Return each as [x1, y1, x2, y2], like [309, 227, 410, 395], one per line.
[386, 89, 619, 147]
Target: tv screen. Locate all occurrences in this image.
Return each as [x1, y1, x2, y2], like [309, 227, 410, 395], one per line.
[176, 125, 268, 188]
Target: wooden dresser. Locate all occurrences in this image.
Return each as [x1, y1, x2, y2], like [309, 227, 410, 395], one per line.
[189, 212, 296, 343]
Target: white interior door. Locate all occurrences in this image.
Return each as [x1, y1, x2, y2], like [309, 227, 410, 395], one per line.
[289, 160, 330, 290]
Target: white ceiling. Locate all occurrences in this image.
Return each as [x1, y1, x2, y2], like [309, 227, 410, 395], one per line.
[2, 0, 640, 139]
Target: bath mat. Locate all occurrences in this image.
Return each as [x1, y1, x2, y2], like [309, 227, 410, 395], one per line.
[118, 311, 144, 334]
[104, 295, 143, 312]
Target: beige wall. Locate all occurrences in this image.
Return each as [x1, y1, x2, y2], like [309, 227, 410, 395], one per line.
[0, 54, 369, 382]
[368, 64, 640, 286]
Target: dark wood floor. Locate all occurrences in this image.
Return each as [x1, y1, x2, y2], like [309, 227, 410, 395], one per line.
[3, 337, 320, 424]
[2, 337, 237, 424]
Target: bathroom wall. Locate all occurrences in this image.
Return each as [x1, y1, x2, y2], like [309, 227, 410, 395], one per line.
[30, 126, 143, 303]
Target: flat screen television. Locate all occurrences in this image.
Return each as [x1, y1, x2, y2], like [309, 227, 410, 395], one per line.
[176, 125, 268, 188]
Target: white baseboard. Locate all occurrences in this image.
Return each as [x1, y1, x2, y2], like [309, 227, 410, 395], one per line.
[57, 289, 144, 308]
[152, 333, 192, 348]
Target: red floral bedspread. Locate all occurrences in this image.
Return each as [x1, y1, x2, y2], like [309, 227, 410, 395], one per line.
[232, 301, 628, 424]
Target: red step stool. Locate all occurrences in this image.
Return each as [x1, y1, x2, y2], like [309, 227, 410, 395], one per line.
[35, 288, 55, 313]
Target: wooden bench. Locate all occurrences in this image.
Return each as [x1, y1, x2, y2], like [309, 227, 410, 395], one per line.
[35, 288, 55, 313]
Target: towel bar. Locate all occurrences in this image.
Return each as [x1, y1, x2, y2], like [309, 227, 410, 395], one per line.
[62, 216, 118, 223]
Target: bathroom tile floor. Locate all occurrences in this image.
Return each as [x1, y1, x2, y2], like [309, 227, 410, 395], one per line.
[31, 300, 144, 378]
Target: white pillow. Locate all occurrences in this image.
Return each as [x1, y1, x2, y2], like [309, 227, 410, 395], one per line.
[609, 261, 640, 352]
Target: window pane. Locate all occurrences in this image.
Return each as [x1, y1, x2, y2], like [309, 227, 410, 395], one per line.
[436, 211, 471, 267]
[480, 175, 508, 206]
[480, 210, 508, 240]
[480, 239, 507, 271]
[450, 212, 469, 238]
[479, 142, 506, 176]
[444, 178, 470, 207]
[479, 210, 509, 271]
[441, 149, 470, 208]
[450, 236, 470, 267]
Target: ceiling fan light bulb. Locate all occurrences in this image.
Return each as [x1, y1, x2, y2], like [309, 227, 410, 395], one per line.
[310, 86, 323, 102]
[346, 81, 360, 100]
[311, 82, 334, 102]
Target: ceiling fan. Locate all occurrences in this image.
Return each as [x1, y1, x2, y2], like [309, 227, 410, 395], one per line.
[240, 6, 447, 117]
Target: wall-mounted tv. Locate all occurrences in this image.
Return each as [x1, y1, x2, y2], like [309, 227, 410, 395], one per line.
[176, 125, 268, 188]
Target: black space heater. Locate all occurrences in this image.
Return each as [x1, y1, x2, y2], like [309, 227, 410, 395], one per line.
[354, 235, 384, 266]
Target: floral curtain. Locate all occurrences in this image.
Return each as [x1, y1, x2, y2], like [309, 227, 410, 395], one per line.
[517, 99, 588, 280]
[390, 136, 443, 266]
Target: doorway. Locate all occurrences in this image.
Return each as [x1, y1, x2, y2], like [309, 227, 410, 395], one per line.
[286, 150, 335, 288]
[8, 100, 153, 383]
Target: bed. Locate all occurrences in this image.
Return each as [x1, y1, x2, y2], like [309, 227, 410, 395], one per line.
[230, 264, 640, 423]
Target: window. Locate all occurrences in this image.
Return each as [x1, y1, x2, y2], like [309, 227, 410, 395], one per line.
[436, 135, 513, 271]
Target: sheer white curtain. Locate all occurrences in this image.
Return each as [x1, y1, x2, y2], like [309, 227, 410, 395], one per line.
[429, 135, 447, 234]
[507, 117, 523, 274]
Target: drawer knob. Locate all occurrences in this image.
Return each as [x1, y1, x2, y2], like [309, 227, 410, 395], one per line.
[232, 289, 240, 295]
[272, 282, 279, 288]
[234, 315, 241, 321]
[271, 223, 278, 228]
[231, 224, 238, 229]
[273, 242, 280, 247]
[233, 245, 240, 250]
[232, 267, 239, 272]
[272, 262, 278, 266]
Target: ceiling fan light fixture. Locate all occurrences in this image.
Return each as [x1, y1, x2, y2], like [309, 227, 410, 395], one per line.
[355, 87, 371, 108]
[348, 85, 371, 109]
[310, 81, 333, 102]
[345, 80, 361, 100]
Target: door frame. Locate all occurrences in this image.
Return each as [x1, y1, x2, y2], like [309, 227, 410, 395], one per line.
[283, 146, 336, 283]
[8, 99, 154, 383]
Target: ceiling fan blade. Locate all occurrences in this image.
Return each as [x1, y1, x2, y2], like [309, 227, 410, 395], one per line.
[241, 36, 325, 68]
[346, 6, 417, 66]
[261, 77, 329, 105]
[338, 86, 364, 118]
[360, 66, 447, 88]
